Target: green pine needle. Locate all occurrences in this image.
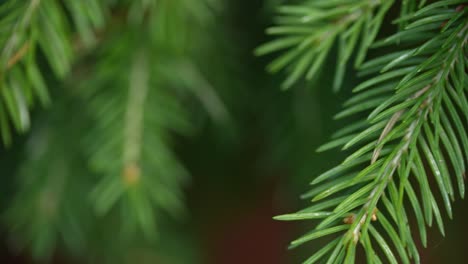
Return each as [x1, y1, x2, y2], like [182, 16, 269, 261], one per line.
[267, 1, 468, 263]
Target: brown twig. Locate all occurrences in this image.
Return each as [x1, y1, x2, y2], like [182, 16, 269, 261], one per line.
[6, 41, 30, 69]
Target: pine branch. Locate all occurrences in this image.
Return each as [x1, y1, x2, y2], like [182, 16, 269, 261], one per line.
[78, 0, 223, 238]
[4, 0, 225, 259]
[0, 0, 104, 146]
[256, 0, 396, 90]
[83, 42, 191, 237]
[275, 2, 467, 263]
[4, 99, 92, 259]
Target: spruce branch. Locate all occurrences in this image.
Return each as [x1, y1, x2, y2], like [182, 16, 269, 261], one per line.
[79, 0, 224, 238]
[4, 99, 92, 259]
[3, 0, 225, 259]
[256, 0, 396, 90]
[82, 38, 192, 237]
[273, 2, 468, 263]
[0, 0, 105, 146]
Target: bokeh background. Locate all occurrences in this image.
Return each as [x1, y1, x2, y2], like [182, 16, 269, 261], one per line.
[0, 0, 467, 263]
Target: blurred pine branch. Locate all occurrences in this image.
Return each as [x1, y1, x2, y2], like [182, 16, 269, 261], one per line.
[1, 0, 226, 262]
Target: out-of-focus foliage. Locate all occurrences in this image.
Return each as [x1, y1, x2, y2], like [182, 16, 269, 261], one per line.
[1, 0, 226, 262]
[0, 0, 105, 146]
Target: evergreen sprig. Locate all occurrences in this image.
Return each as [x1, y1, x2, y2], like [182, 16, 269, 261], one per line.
[3, 0, 224, 260]
[4, 99, 92, 259]
[79, 0, 222, 238]
[82, 32, 193, 237]
[268, 1, 467, 263]
[255, 0, 395, 90]
[0, 0, 104, 146]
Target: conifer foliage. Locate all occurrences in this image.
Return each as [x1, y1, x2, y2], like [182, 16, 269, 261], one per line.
[1, 0, 222, 261]
[260, 0, 467, 263]
[0, 0, 104, 145]
[1, 0, 467, 263]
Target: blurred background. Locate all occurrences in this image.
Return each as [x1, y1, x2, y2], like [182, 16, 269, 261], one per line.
[0, 0, 467, 263]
